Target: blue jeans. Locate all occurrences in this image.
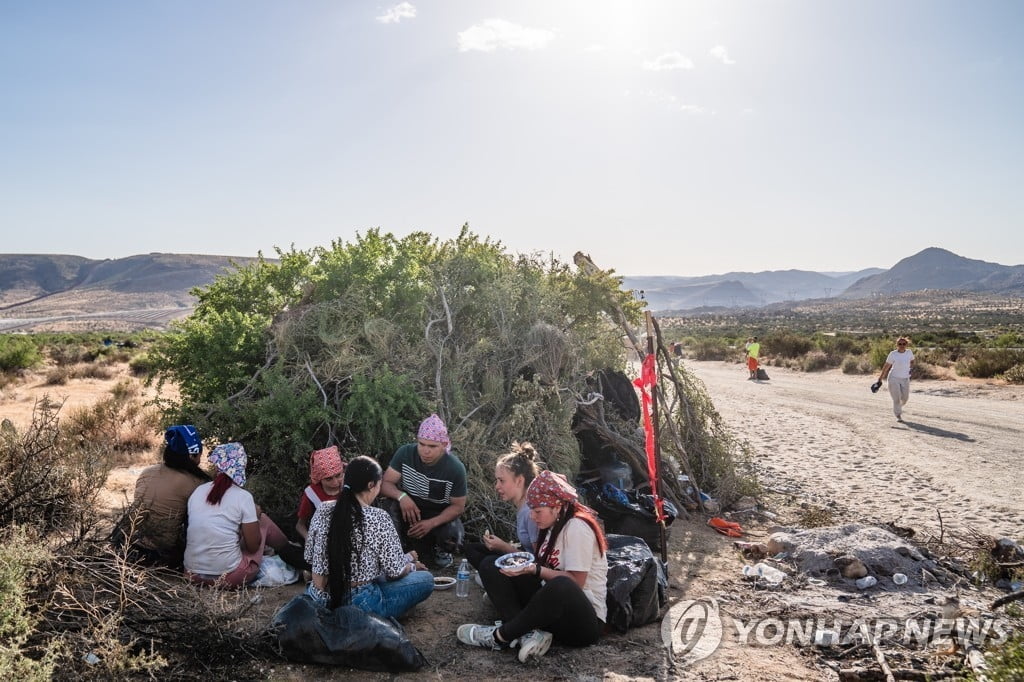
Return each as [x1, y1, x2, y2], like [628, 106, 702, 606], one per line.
[352, 571, 434, 619]
[306, 571, 433, 619]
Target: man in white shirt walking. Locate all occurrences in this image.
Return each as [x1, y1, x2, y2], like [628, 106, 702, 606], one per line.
[876, 337, 914, 422]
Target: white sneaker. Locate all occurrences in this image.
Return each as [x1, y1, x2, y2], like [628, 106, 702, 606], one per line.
[457, 624, 502, 650]
[517, 629, 553, 663]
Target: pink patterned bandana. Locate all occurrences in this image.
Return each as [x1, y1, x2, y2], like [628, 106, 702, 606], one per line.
[309, 445, 344, 484]
[209, 442, 247, 487]
[417, 414, 450, 452]
[526, 470, 578, 509]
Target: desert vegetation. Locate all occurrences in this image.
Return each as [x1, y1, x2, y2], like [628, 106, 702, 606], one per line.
[662, 302, 1024, 383]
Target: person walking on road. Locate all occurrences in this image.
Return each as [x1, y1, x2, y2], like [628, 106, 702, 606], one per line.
[745, 337, 761, 380]
[876, 337, 914, 422]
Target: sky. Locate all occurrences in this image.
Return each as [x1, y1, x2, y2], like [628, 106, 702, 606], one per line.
[2, 1, 1023, 276]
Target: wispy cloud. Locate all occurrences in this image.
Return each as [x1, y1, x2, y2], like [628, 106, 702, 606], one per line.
[457, 19, 555, 52]
[709, 45, 735, 65]
[377, 2, 416, 24]
[642, 52, 694, 71]
[636, 89, 709, 115]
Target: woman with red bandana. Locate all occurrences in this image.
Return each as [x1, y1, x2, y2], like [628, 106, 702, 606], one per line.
[457, 470, 608, 663]
[295, 446, 347, 541]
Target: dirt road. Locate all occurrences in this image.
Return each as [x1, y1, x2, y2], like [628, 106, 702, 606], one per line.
[686, 360, 1024, 539]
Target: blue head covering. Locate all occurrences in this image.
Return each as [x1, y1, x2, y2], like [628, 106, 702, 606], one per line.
[165, 425, 202, 456]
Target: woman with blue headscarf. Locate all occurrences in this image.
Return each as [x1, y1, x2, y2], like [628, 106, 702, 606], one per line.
[126, 425, 211, 568]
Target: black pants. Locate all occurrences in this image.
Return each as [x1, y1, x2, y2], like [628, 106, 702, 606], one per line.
[382, 498, 464, 562]
[481, 556, 603, 646]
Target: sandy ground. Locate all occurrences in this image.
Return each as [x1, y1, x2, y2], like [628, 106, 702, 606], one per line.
[685, 360, 1024, 539]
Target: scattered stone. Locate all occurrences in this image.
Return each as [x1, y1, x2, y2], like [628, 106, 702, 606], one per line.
[767, 532, 798, 556]
[835, 555, 868, 579]
[732, 496, 758, 512]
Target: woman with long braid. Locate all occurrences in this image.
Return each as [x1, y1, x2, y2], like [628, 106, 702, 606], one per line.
[304, 455, 433, 618]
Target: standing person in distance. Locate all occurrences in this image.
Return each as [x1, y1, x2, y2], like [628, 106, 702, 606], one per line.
[304, 455, 433, 618]
[745, 336, 761, 380]
[381, 414, 467, 569]
[876, 336, 915, 422]
[457, 470, 608, 663]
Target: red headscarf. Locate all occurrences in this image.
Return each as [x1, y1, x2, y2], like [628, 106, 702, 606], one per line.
[526, 470, 578, 509]
[309, 446, 344, 485]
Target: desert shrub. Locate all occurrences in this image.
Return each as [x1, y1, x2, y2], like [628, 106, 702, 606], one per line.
[977, 631, 1024, 682]
[60, 380, 160, 464]
[0, 527, 60, 681]
[0, 400, 112, 537]
[993, 332, 1024, 348]
[816, 334, 865, 357]
[128, 352, 158, 376]
[800, 349, 830, 372]
[841, 354, 873, 374]
[914, 347, 953, 367]
[0, 336, 42, 372]
[74, 363, 115, 380]
[691, 338, 731, 360]
[1001, 363, 1024, 385]
[44, 366, 73, 385]
[956, 349, 1024, 379]
[868, 339, 897, 369]
[910, 361, 941, 380]
[763, 332, 813, 359]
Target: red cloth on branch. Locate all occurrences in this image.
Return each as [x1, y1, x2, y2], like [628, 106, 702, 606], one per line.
[633, 353, 667, 523]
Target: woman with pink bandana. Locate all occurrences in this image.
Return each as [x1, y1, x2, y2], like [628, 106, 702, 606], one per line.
[381, 414, 467, 569]
[457, 470, 608, 663]
[183, 442, 293, 588]
[295, 446, 346, 541]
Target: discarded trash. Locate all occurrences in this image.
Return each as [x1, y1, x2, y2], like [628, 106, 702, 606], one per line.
[892, 573, 908, 585]
[855, 576, 877, 590]
[742, 562, 787, 585]
[84, 653, 100, 665]
[806, 578, 827, 587]
[814, 630, 838, 646]
[709, 517, 743, 538]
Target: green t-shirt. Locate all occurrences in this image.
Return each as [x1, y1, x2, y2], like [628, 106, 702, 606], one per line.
[388, 442, 468, 515]
[746, 342, 760, 359]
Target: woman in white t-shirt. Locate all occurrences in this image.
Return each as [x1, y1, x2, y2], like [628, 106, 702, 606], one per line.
[876, 336, 915, 422]
[184, 442, 291, 588]
[457, 470, 608, 664]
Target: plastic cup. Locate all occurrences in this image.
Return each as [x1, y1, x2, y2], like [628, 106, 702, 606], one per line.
[892, 573, 908, 585]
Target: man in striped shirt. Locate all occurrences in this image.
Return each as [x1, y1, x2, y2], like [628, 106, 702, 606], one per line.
[381, 414, 467, 569]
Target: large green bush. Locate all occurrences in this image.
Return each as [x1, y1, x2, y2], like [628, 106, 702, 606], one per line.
[151, 228, 644, 519]
[0, 336, 42, 372]
[763, 332, 813, 359]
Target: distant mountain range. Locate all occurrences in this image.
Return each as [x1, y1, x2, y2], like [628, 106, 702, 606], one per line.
[1, 248, 1022, 331]
[623, 248, 1024, 311]
[0, 253, 260, 331]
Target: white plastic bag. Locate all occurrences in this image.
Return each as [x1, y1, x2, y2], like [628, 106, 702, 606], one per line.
[252, 554, 301, 587]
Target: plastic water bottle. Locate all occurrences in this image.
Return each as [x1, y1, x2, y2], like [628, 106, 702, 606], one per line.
[855, 576, 877, 590]
[892, 573, 908, 586]
[742, 562, 787, 585]
[456, 559, 471, 597]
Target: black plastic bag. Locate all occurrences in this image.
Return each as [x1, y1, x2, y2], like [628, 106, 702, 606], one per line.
[271, 594, 426, 672]
[604, 534, 667, 633]
[582, 481, 677, 553]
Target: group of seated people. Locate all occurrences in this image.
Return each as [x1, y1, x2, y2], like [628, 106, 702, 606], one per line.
[127, 414, 608, 664]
